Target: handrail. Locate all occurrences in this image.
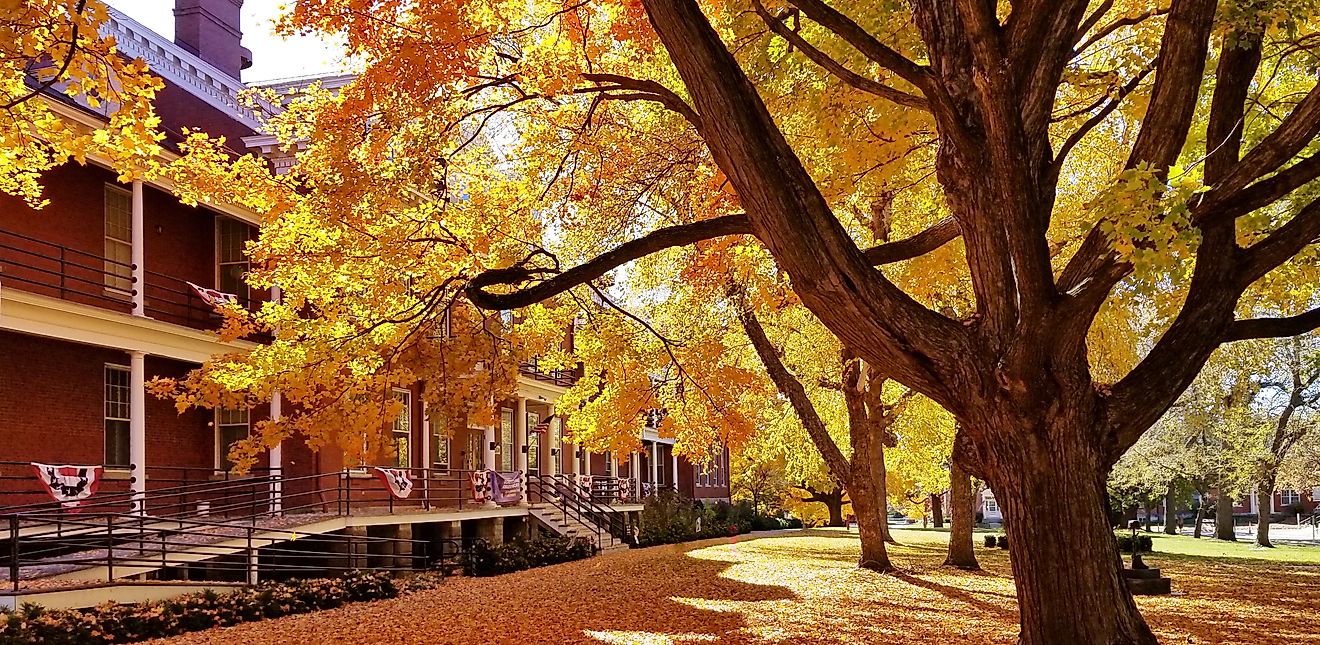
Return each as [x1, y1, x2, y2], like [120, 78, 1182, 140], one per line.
[531, 475, 633, 547]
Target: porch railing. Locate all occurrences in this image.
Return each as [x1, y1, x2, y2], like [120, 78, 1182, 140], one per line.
[0, 227, 263, 334]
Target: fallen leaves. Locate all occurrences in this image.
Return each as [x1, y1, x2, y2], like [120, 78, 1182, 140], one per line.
[150, 529, 1320, 644]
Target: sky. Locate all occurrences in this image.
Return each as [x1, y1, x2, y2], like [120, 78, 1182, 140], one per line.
[108, 1, 347, 84]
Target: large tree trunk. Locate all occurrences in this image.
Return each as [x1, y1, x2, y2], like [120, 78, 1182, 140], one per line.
[849, 473, 892, 571]
[1255, 484, 1275, 548]
[1215, 490, 1237, 541]
[1163, 486, 1178, 535]
[944, 464, 979, 569]
[824, 496, 845, 527]
[986, 427, 1156, 645]
[930, 492, 944, 528]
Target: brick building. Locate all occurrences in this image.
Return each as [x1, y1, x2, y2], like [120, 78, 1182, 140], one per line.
[0, 0, 729, 513]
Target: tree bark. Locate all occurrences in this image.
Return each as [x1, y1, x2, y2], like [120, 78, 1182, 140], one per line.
[930, 492, 944, 528]
[825, 495, 845, 527]
[944, 464, 979, 569]
[1255, 482, 1275, 548]
[849, 471, 892, 571]
[1215, 490, 1237, 541]
[1163, 486, 1178, 535]
[987, 436, 1157, 645]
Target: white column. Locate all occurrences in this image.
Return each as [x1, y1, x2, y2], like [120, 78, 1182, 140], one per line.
[130, 180, 144, 316]
[514, 398, 528, 504]
[269, 391, 283, 514]
[670, 446, 679, 493]
[609, 451, 618, 478]
[421, 401, 431, 470]
[129, 351, 146, 514]
[650, 442, 659, 487]
[482, 423, 498, 508]
[547, 416, 561, 477]
[268, 283, 284, 514]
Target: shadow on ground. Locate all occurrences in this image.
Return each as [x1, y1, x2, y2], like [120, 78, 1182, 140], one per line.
[153, 528, 1320, 644]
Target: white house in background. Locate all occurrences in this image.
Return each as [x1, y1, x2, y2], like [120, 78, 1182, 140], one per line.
[979, 489, 1003, 526]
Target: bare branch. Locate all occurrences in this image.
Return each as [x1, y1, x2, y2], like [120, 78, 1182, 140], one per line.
[785, 0, 934, 93]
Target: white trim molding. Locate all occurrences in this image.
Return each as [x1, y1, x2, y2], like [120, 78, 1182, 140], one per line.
[0, 288, 254, 363]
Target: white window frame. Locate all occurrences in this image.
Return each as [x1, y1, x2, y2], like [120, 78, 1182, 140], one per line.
[1280, 489, 1302, 507]
[103, 185, 133, 297]
[526, 411, 540, 476]
[216, 217, 252, 305]
[391, 388, 412, 468]
[104, 364, 131, 468]
[984, 497, 999, 514]
[215, 407, 251, 471]
[500, 407, 514, 472]
[428, 415, 450, 473]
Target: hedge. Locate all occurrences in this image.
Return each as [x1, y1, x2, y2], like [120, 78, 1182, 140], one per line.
[0, 571, 406, 645]
[465, 535, 597, 577]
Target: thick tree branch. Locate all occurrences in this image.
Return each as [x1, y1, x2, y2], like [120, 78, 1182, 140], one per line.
[1074, 6, 1171, 56]
[1226, 307, 1320, 341]
[1197, 153, 1320, 222]
[1126, 0, 1217, 171]
[1237, 197, 1320, 286]
[751, 1, 929, 110]
[738, 303, 852, 484]
[785, 0, 933, 93]
[579, 73, 703, 131]
[464, 215, 748, 310]
[466, 215, 962, 310]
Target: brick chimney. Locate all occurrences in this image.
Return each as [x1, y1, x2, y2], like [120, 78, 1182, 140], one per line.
[173, 0, 253, 79]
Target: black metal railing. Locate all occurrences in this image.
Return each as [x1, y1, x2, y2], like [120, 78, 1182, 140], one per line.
[0, 228, 265, 334]
[527, 475, 634, 548]
[518, 357, 582, 387]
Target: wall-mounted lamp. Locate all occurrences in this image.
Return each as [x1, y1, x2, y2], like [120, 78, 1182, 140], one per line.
[489, 441, 497, 451]
[575, 448, 584, 459]
[520, 445, 529, 454]
[550, 448, 559, 456]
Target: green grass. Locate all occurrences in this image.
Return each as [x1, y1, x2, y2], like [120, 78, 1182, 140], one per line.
[1140, 531, 1320, 564]
[820, 524, 1320, 564]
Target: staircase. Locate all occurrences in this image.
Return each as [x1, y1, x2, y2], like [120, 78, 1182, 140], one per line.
[526, 477, 632, 553]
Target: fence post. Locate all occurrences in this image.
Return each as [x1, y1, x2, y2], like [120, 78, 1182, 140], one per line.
[245, 526, 257, 585]
[9, 515, 19, 592]
[105, 515, 115, 583]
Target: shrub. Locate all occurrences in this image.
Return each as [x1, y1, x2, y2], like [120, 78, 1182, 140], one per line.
[983, 534, 997, 548]
[1115, 532, 1154, 554]
[996, 535, 1008, 549]
[465, 535, 596, 577]
[0, 571, 397, 645]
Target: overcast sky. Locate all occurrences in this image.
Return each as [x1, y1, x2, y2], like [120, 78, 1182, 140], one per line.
[108, 1, 346, 83]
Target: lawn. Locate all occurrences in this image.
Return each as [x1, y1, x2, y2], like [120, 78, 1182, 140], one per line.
[152, 528, 1320, 644]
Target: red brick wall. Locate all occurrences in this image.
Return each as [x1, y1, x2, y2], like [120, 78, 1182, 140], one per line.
[155, 78, 256, 149]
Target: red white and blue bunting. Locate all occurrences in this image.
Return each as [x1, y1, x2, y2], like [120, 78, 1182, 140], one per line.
[31, 463, 103, 509]
[371, 467, 414, 499]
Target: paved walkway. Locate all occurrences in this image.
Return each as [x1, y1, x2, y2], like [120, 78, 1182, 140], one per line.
[153, 528, 1320, 644]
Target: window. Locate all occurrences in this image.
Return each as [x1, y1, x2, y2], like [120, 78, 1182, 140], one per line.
[429, 416, 450, 472]
[984, 497, 999, 514]
[104, 365, 131, 467]
[604, 450, 613, 475]
[527, 411, 540, 476]
[104, 185, 133, 295]
[391, 389, 412, 468]
[1281, 490, 1302, 507]
[500, 408, 513, 471]
[465, 430, 484, 471]
[217, 218, 252, 305]
[216, 408, 250, 470]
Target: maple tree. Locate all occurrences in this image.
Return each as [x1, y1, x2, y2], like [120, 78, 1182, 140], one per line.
[0, 0, 162, 204]
[150, 0, 1320, 642]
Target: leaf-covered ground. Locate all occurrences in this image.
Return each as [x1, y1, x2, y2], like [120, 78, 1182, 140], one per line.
[154, 528, 1320, 644]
